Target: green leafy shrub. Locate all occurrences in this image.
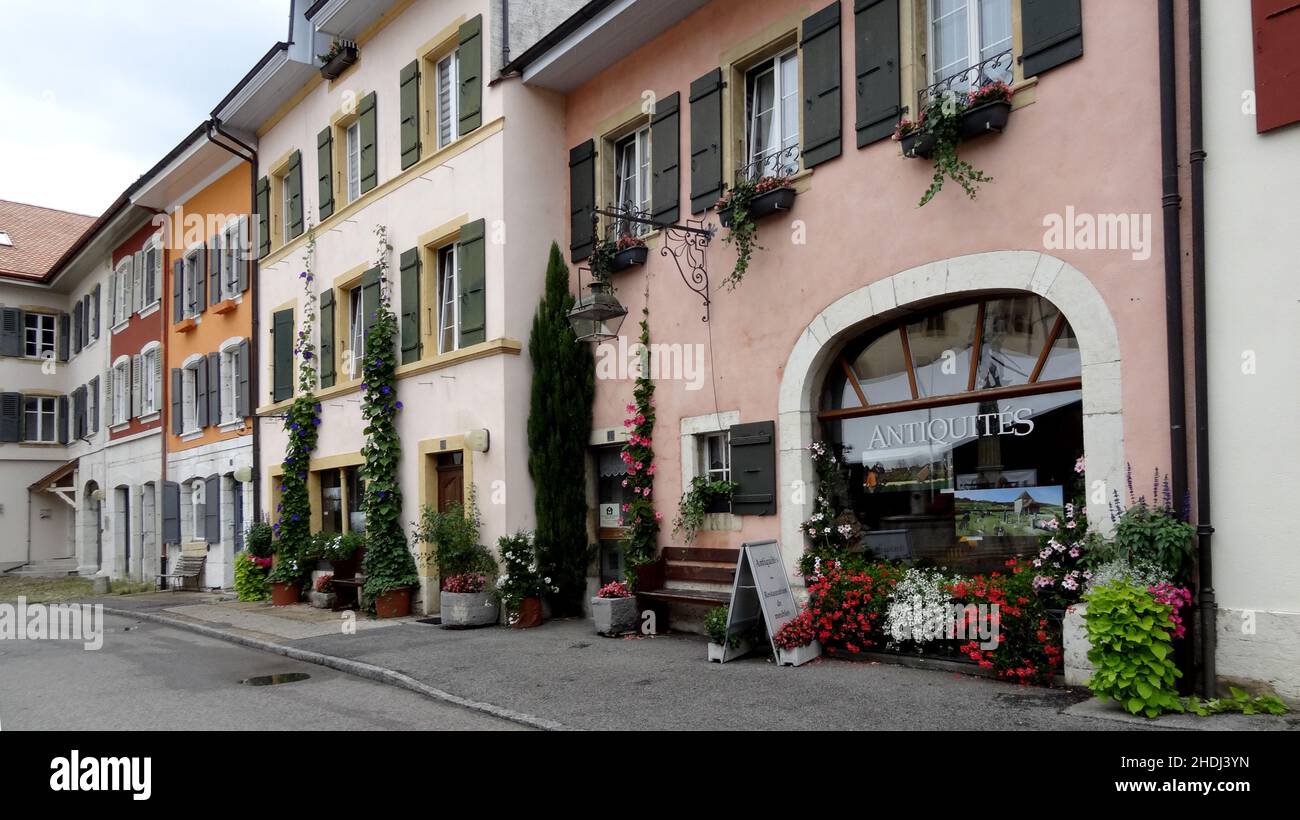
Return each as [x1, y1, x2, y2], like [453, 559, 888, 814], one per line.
[1186, 687, 1288, 717]
[1085, 581, 1183, 717]
[495, 531, 557, 621]
[414, 492, 496, 584]
[233, 551, 269, 602]
[673, 476, 736, 544]
[705, 605, 732, 647]
[245, 521, 274, 559]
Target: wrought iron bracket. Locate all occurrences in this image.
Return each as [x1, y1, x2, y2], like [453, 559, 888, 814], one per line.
[593, 206, 716, 323]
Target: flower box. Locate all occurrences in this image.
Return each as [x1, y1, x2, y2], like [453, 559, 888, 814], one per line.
[308, 590, 337, 609]
[610, 245, 649, 272]
[777, 639, 822, 667]
[899, 131, 937, 159]
[718, 186, 796, 228]
[707, 638, 753, 663]
[319, 45, 358, 81]
[441, 591, 499, 628]
[591, 595, 638, 636]
[958, 100, 1012, 140]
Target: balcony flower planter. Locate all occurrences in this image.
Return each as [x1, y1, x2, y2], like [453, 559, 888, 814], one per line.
[899, 131, 937, 159]
[511, 596, 543, 629]
[374, 586, 412, 619]
[441, 591, 499, 628]
[591, 594, 638, 636]
[718, 186, 796, 228]
[319, 45, 358, 81]
[959, 100, 1011, 140]
[270, 581, 299, 607]
[777, 639, 822, 667]
[610, 244, 649, 272]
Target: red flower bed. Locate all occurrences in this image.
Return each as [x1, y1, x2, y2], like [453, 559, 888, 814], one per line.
[773, 611, 816, 651]
[950, 559, 1061, 685]
[804, 560, 904, 654]
[442, 572, 486, 593]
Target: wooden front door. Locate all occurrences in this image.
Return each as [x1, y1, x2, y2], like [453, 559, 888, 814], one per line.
[436, 452, 464, 512]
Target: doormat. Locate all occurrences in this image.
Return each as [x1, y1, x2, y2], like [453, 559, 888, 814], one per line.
[414, 617, 442, 625]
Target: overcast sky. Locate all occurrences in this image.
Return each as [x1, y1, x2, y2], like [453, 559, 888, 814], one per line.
[0, 0, 289, 216]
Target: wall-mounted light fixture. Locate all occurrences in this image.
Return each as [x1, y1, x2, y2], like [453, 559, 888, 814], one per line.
[465, 428, 490, 454]
[233, 466, 253, 483]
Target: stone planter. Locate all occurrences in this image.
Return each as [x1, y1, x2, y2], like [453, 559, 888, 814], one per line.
[718, 186, 796, 228]
[610, 245, 648, 272]
[777, 640, 822, 667]
[308, 590, 337, 610]
[1063, 603, 1094, 686]
[591, 595, 638, 636]
[441, 591, 499, 628]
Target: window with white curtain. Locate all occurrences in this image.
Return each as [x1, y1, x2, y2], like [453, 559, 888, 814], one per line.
[436, 245, 458, 354]
[141, 345, 160, 415]
[929, 0, 1013, 86]
[348, 288, 365, 378]
[346, 120, 362, 203]
[614, 126, 652, 233]
[436, 52, 459, 149]
[744, 49, 799, 178]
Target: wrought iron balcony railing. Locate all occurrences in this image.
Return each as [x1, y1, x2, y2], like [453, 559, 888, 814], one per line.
[736, 143, 802, 185]
[917, 49, 1015, 112]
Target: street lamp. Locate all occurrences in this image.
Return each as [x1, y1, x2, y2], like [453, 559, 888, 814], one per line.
[567, 279, 628, 343]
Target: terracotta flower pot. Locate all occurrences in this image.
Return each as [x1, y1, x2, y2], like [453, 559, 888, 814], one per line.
[512, 596, 543, 629]
[270, 581, 300, 607]
[374, 586, 412, 619]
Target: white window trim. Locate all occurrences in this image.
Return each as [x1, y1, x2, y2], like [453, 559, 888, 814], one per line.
[436, 51, 460, 149]
[220, 218, 243, 301]
[183, 244, 204, 319]
[111, 354, 131, 427]
[614, 126, 652, 230]
[111, 259, 131, 332]
[23, 311, 57, 360]
[181, 353, 203, 435]
[680, 411, 742, 530]
[218, 336, 243, 427]
[926, 0, 1014, 86]
[140, 341, 162, 416]
[22, 395, 58, 443]
[345, 120, 362, 204]
[744, 48, 799, 175]
[142, 235, 163, 309]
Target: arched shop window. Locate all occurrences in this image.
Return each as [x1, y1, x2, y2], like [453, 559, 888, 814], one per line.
[819, 294, 1084, 576]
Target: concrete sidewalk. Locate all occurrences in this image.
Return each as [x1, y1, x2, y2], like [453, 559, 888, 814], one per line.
[88, 594, 1296, 731]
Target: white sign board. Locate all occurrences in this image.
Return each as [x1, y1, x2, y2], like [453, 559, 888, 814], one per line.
[598, 502, 621, 528]
[718, 540, 799, 662]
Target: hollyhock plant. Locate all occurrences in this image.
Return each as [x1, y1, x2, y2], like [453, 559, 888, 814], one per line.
[619, 307, 659, 583]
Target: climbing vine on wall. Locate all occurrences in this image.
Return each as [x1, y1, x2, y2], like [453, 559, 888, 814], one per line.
[360, 225, 418, 597]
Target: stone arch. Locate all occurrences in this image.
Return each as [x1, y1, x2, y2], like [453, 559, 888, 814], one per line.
[777, 251, 1123, 583]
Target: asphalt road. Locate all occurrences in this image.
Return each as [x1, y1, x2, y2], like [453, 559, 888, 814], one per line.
[0, 614, 525, 731]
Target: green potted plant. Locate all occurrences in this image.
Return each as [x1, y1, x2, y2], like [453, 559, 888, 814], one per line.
[896, 81, 1012, 206]
[266, 553, 305, 606]
[245, 521, 274, 561]
[609, 233, 649, 272]
[415, 494, 499, 627]
[494, 531, 556, 629]
[716, 174, 793, 289]
[705, 605, 752, 663]
[318, 39, 358, 80]
[233, 550, 271, 602]
[590, 580, 638, 637]
[673, 476, 737, 544]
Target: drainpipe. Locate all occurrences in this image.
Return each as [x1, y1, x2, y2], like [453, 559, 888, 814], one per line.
[1186, 0, 1215, 697]
[207, 119, 262, 526]
[1157, 0, 1189, 511]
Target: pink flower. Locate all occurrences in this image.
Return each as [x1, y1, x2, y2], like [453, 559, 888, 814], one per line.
[621, 479, 628, 488]
[654, 511, 664, 521]
[647, 463, 657, 475]
[626, 404, 636, 413]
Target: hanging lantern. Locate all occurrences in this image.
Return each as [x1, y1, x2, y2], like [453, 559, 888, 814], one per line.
[567, 280, 628, 343]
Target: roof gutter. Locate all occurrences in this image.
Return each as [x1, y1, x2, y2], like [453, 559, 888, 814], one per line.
[499, 0, 617, 77]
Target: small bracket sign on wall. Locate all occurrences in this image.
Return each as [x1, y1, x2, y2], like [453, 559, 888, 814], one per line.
[717, 540, 799, 663]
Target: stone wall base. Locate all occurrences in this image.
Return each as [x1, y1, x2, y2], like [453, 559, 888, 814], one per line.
[1063, 603, 1093, 687]
[1216, 607, 1300, 702]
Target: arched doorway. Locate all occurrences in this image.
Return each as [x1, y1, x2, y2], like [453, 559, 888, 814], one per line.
[777, 251, 1125, 584]
[818, 294, 1083, 575]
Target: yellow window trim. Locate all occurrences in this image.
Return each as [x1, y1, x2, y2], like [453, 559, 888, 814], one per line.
[416, 15, 469, 155]
[415, 213, 469, 359]
[258, 116, 504, 270]
[720, 14, 802, 193]
[900, 0, 1033, 117]
[592, 98, 653, 222]
[415, 433, 475, 576]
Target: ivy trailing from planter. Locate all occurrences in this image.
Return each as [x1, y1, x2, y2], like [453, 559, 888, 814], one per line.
[673, 476, 736, 545]
[269, 228, 321, 588]
[895, 82, 1011, 207]
[360, 225, 418, 599]
[618, 298, 661, 585]
[716, 175, 791, 289]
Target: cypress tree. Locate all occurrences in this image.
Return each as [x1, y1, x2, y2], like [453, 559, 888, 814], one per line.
[528, 243, 595, 615]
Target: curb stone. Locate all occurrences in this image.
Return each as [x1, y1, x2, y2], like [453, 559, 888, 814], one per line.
[100, 606, 566, 732]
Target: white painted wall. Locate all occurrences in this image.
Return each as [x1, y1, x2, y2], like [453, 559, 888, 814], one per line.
[1203, 1, 1300, 699]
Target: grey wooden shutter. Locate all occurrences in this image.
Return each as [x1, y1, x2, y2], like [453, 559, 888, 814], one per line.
[1022, 0, 1083, 77]
[319, 289, 336, 388]
[58, 313, 69, 361]
[152, 351, 162, 416]
[399, 247, 421, 364]
[204, 475, 221, 544]
[58, 394, 69, 444]
[207, 352, 221, 427]
[457, 218, 486, 348]
[569, 140, 596, 262]
[729, 420, 777, 515]
[256, 176, 271, 258]
[195, 356, 209, 429]
[170, 369, 183, 434]
[132, 251, 144, 313]
[689, 68, 724, 213]
[131, 354, 143, 418]
[272, 308, 294, 402]
[89, 376, 99, 432]
[0, 393, 19, 441]
[399, 60, 421, 169]
[361, 267, 381, 341]
[287, 150, 304, 239]
[72, 388, 84, 440]
[153, 242, 164, 303]
[208, 236, 221, 305]
[236, 216, 250, 292]
[359, 93, 378, 194]
[172, 259, 184, 322]
[317, 126, 335, 220]
[162, 481, 180, 544]
[195, 244, 207, 312]
[0, 308, 20, 357]
[236, 339, 251, 418]
[105, 367, 114, 426]
[73, 301, 83, 353]
[92, 284, 101, 338]
[457, 15, 483, 134]
[801, 3, 843, 168]
[650, 92, 681, 225]
[855, 0, 901, 147]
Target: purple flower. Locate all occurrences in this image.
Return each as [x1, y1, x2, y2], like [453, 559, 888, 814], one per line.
[381, 385, 390, 395]
[395, 401, 403, 410]
[312, 417, 321, 425]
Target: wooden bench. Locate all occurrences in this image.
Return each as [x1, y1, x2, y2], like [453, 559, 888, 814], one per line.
[160, 545, 207, 591]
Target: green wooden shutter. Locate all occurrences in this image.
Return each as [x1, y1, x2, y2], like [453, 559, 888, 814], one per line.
[457, 15, 483, 134]
[569, 140, 596, 262]
[650, 92, 681, 225]
[207, 236, 220, 306]
[729, 420, 777, 515]
[1021, 0, 1083, 77]
[58, 313, 69, 361]
[399, 247, 422, 364]
[855, 0, 901, 147]
[287, 151, 304, 240]
[272, 308, 294, 402]
[359, 92, 378, 193]
[318, 126, 335, 220]
[689, 68, 724, 213]
[457, 219, 486, 348]
[400, 60, 421, 169]
[801, 3, 843, 168]
[256, 176, 271, 257]
[319, 289, 336, 389]
[361, 267, 381, 341]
